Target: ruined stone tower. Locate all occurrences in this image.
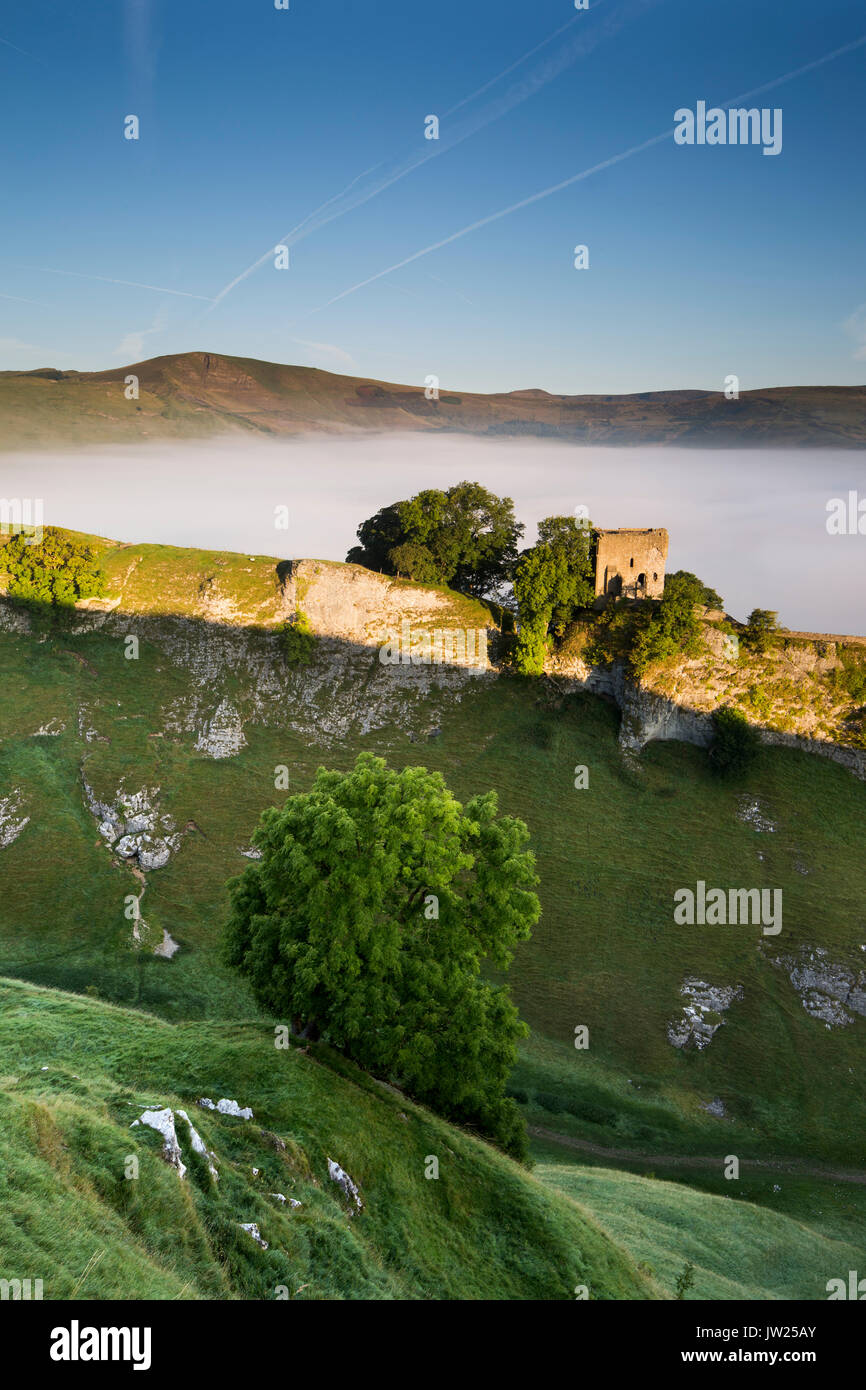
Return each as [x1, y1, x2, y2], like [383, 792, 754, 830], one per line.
[593, 528, 668, 604]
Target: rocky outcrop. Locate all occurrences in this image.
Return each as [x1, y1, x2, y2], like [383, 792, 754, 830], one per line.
[767, 946, 866, 1029]
[667, 979, 744, 1050]
[0, 790, 29, 848]
[82, 779, 180, 871]
[198, 1097, 254, 1120]
[328, 1157, 363, 1213]
[239, 1223, 268, 1250]
[547, 639, 866, 779]
[130, 1108, 188, 1179]
[194, 698, 247, 760]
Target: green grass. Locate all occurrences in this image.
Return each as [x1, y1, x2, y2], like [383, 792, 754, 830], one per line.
[1, 539, 865, 1298]
[0, 976, 661, 1301]
[536, 1148, 864, 1300]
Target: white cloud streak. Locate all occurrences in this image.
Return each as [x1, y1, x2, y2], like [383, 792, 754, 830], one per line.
[36, 267, 215, 301]
[208, 0, 661, 310]
[311, 33, 866, 316]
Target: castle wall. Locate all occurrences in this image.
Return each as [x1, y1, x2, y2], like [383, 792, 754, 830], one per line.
[594, 528, 668, 601]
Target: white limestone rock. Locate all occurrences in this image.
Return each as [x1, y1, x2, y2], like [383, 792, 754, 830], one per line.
[131, 1108, 186, 1179]
[736, 796, 777, 833]
[328, 1157, 362, 1213]
[239, 1223, 268, 1250]
[195, 699, 247, 760]
[176, 1109, 218, 1180]
[0, 791, 29, 848]
[198, 1097, 254, 1120]
[83, 778, 180, 870]
[153, 929, 180, 959]
[667, 979, 744, 1050]
[767, 946, 866, 1029]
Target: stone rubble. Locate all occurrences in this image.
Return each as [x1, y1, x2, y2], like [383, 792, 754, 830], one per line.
[198, 1097, 254, 1120]
[767, 946, 866, 1029]
[0, 790, 29, 848]
[667, 979, 744, 1050]
[736, 796, 777, 833]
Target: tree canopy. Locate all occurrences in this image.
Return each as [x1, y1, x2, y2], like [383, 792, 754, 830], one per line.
[742, 608, 780, 654]
[347, 481, 523, 598]
[664, 570, 724, 611]
[587, 568, 710, 677]
[1, 528, 105, 609]
[513, 516, 595, 675]
[223, 753, 540, 1158]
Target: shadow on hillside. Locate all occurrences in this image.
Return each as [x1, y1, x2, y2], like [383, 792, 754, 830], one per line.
[2, 582, 865, 793]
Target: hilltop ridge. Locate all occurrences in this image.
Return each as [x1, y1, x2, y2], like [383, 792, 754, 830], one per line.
[1, 350, 864, 449]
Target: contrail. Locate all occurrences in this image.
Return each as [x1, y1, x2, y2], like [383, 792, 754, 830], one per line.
[312, 33, 866, 316]
[36, 267, 215, 301]
[0, 34, 37, 60]
[209, 0, 661, 310]
[443, 10, 585, 118]
[209, 160, 388, 308]
[0, 291, 48, 306]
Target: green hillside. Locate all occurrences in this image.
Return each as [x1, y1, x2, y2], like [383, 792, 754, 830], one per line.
[1, 534, 864, 1298]
[537, 1145, 866, 1301]
[0, 976, 660, 1301]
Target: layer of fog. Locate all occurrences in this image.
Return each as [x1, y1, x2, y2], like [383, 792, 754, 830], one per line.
[1, 434, 864, 633]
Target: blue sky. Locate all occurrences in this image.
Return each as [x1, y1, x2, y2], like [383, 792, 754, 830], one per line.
[1, 0, 864, 392]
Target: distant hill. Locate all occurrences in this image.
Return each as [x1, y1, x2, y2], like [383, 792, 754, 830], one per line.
[1, 350, 864, 448]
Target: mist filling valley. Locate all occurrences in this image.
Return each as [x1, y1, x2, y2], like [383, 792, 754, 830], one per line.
[2, 433, 864, 632]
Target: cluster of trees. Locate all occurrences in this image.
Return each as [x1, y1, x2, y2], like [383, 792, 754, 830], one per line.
[224, 754, 539, 1159]
[587, 570, 720, 677]
[1, 528, 104, 609]
[347, 481, 523, 598]
[349, 485, 743, 679]
[348, 483, 597, 674]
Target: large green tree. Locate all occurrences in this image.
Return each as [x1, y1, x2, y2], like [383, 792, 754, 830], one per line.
[347, 481, 523, 598]
[1, 528, 104, 609]
[224, 753, 539, 1158]
[513, 516, 594, 675]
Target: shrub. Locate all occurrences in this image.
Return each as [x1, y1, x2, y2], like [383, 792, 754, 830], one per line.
[535, 1091, 565, 1115]
[1, 527, 104, 609]
[279, 611, 317, 664]
[709, 706, 761, 777]
[742, 608, 779, 654]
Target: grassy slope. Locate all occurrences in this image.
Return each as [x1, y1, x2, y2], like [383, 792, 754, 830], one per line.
[535, 1142, 864, 1301]
[0, 976, 660, 1301]
[1, 539, 865, 1297]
